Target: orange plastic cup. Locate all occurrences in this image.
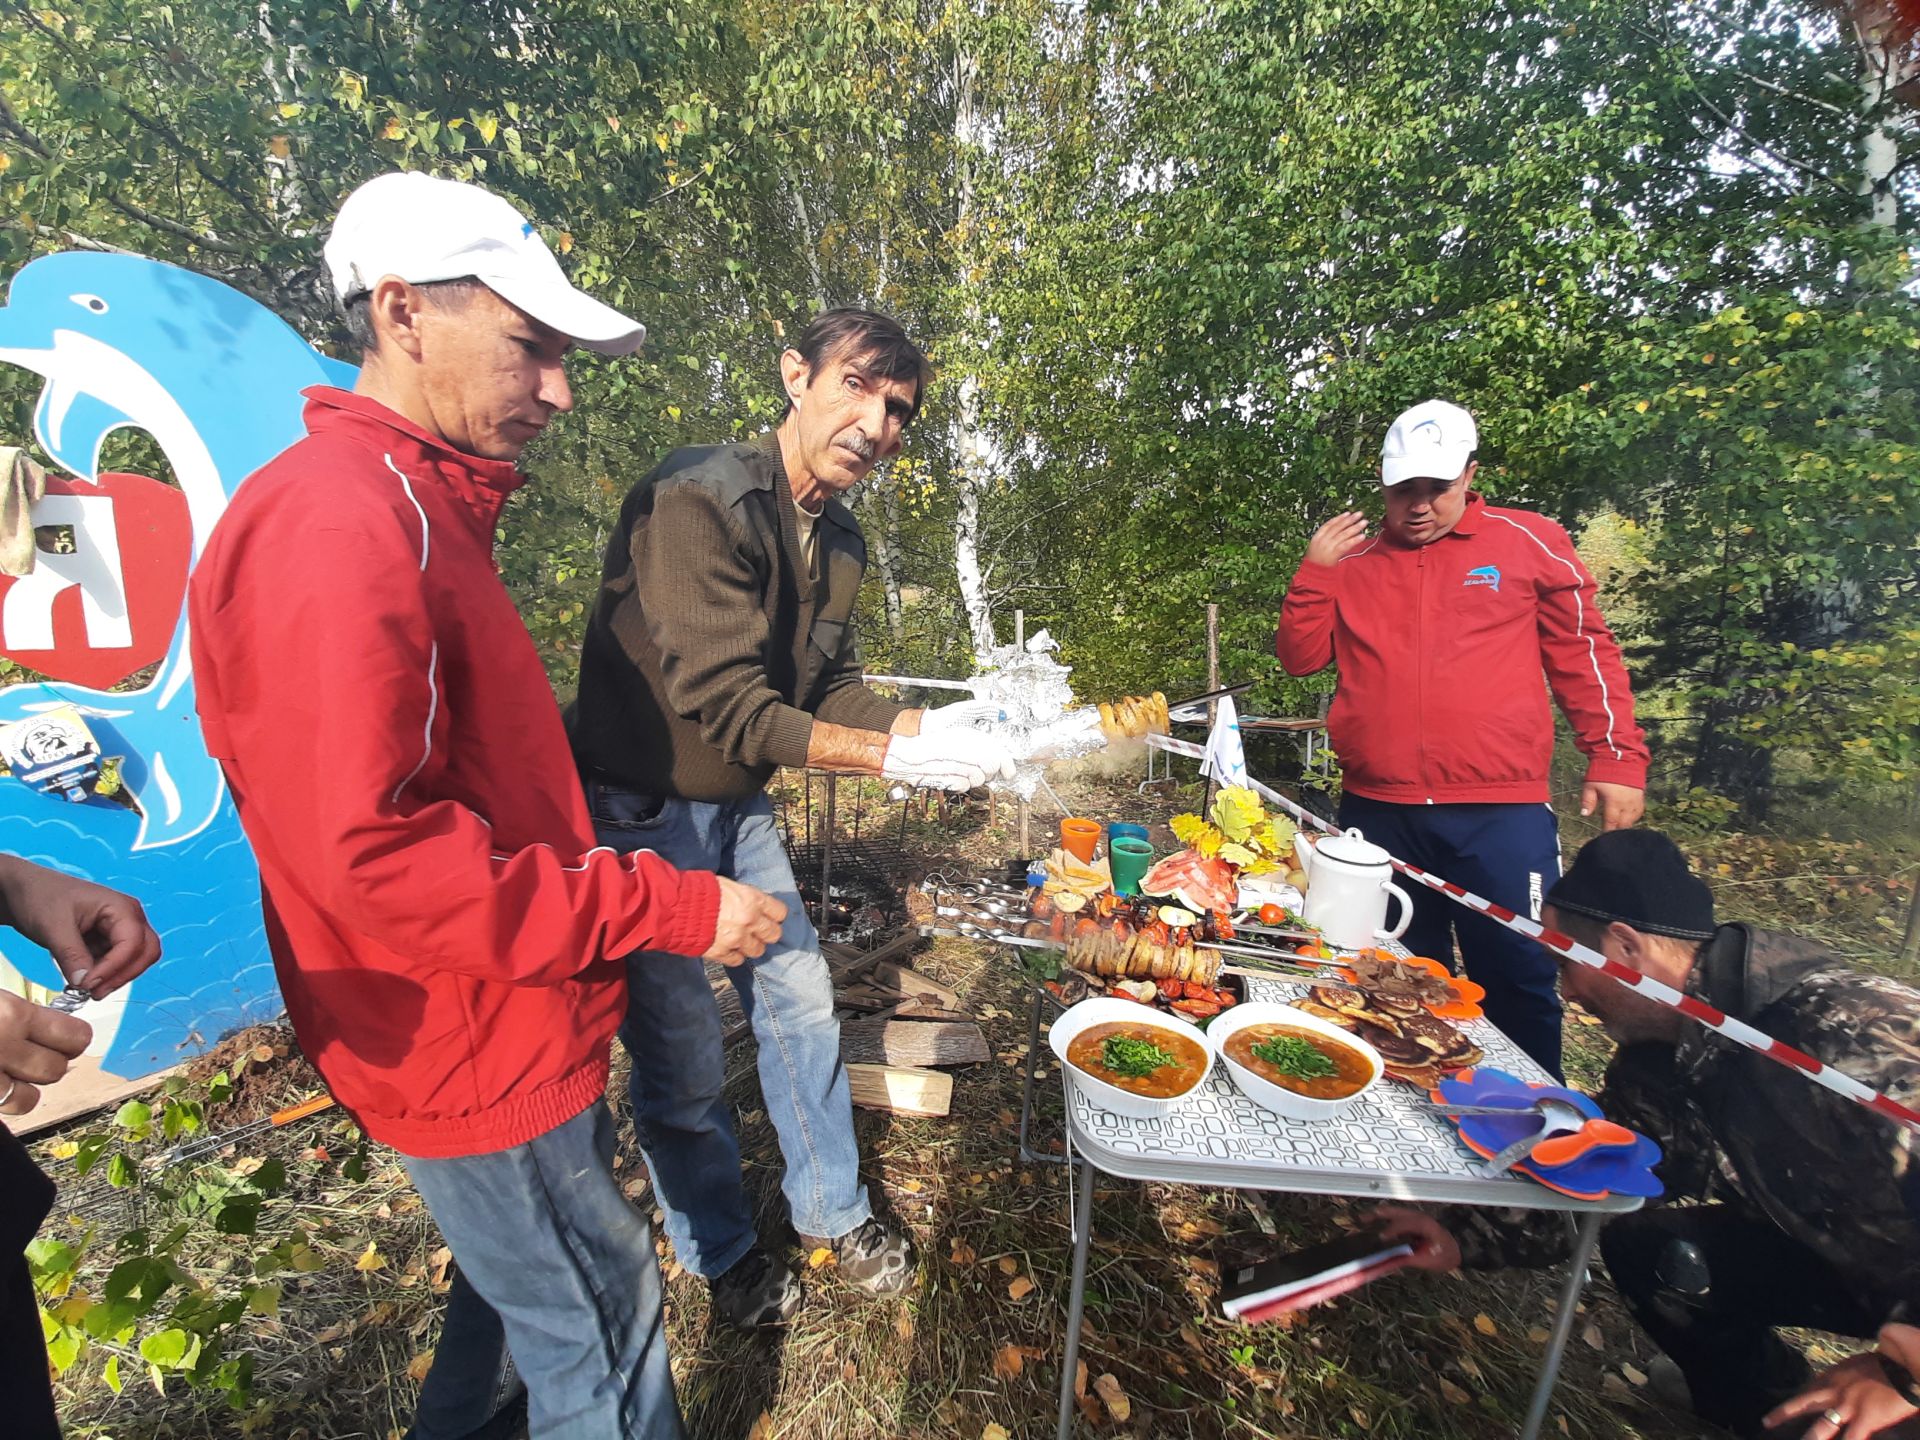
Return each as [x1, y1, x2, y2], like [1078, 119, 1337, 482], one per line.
[1060, 818, 1102, 862]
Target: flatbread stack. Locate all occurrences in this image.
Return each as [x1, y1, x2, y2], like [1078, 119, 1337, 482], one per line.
[1295, 975, 1483, 1088]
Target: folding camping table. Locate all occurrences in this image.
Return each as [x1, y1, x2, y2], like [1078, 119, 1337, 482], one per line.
[1016, 970, 1641, 1440]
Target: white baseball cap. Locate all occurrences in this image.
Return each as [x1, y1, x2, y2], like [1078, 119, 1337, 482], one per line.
[323, 171, 646, 356]
[1380, 399, 1478, 486]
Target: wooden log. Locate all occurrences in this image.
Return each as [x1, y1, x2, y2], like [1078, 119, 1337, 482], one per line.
[839, 1018, 989, 1068]
[868, 959, 961, 1009]
[846, 1063, 952, 1118]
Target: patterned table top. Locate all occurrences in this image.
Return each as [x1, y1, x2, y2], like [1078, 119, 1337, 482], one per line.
[1062, 973, 1642, 1213]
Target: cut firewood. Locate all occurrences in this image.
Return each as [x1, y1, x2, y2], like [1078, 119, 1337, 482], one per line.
[837, 982, 910, 1012]
[839, 1019, 989, 1068]
[869, 959, 961, 1009]
[887, 999, 975, 1023]
[846, 1063, 952, 1117]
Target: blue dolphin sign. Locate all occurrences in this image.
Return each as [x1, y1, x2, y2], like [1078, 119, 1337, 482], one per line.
[0, 251, 356, 1092]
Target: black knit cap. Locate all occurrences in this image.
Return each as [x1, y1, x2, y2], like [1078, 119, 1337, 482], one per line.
[1545, 829, 1717, 941]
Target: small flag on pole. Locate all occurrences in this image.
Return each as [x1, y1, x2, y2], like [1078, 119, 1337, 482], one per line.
[1201, 694, 1248, 788]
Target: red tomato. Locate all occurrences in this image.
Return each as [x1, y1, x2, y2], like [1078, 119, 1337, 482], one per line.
[1257, 903, 1286, 925]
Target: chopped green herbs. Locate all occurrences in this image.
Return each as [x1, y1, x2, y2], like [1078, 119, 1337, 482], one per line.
[1100, 1034, 1175, 1078]
[1250, 1034, 1339, 1080]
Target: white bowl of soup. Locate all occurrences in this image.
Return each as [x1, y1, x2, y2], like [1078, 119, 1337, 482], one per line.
[1210, 1002, 1381, 1121]
[1049, 997, 1215, 1119]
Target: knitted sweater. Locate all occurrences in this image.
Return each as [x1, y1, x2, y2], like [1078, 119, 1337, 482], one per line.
[567, 434, 904, 800]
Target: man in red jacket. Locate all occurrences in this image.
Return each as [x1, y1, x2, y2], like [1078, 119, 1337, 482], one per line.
[190, 172, 785, 1440]
[1276, 399, 1648, 1074]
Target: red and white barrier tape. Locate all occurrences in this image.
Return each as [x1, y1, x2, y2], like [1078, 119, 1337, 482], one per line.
[1146, 732, 1920, 1135]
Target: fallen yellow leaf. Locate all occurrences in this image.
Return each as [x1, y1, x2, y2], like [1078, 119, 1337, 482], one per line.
[1528, 1326, 1551, 1344]
[1622, 1363, 1648, 1387]
[355, 1242, 387, 1273]
[950, 1239, 977, 1265]
[894, 1310, 914, 1342]
[901, 1178, 923, 1194]
[1582, 1323, 1604, 1350]
[1008, 1276, 1035, 1302]
[1473, 1312, 1497, 1336]
[997, 1256, 1018, 1276]
[747, 1410, 774, 1440]
[407, 1349, 434, 1384]
[1093, 1373, 1131, 1422]
[807, 1247, 834, 1270]
[982, 1426, 1010, 1440]
[1437, 1377, 1472, 1404]
[993, 1343, 1025, 1380]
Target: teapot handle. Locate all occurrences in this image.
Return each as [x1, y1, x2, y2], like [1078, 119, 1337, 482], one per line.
[1376, 880, 1415, 942]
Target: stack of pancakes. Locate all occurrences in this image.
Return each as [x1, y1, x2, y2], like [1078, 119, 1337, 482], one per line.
[1295, 981, 1482, 1089]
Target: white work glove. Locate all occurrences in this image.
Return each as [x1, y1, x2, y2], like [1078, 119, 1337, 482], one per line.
[918, 698, 1007, 733]
[882, 729, 1018, 792]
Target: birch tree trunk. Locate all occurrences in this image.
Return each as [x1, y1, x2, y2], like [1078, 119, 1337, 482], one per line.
[949, 41, 998, 657]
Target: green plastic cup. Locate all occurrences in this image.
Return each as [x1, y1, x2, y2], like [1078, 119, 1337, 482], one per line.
[1109, 835, 1154, 895]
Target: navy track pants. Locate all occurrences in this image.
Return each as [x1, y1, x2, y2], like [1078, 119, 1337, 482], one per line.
[1335, 793, 1564, 1077]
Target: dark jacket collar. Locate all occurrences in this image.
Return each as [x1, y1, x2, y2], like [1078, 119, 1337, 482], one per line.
[755, 431, 861, 538]
[1691, 922, 1838, 1022]
[301, 386, 528, 529]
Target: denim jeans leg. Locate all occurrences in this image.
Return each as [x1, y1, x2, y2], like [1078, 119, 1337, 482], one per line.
[593, 790, 758, 1279]
[406, 1263, 524, 1440]
[725, 795, 871, 1241]
[402, 1102, 685, 1440]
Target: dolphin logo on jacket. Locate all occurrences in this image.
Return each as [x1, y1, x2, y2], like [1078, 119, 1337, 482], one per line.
[1464, 565, 1502, 594]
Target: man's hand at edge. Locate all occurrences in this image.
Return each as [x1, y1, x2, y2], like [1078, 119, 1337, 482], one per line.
[1580, 782, 1645, 831]
[703, 877, 786, 968]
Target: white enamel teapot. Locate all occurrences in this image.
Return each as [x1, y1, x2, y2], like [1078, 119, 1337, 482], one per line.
[1294, 828, 1414, 951]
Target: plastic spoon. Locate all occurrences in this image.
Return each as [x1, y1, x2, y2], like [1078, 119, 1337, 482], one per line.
[1529, 1118, 1638, 1169]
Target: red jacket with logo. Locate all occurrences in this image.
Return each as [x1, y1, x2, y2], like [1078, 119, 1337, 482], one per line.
[1275, 494, 1648, 805]
[190, 388, 721, 1158]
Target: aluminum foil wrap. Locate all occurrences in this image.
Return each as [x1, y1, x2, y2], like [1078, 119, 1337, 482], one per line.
[967, 630, 1106, 799]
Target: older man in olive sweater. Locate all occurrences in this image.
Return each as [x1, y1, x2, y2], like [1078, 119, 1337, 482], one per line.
[567, 309, 1013, 1330]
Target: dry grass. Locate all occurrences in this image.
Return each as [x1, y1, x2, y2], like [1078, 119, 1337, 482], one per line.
[31, 760, 1912, 1439]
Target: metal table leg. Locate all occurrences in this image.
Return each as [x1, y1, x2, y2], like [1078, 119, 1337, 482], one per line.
[1054, 1157, 1096, 1440]
[1017, 979, 1067, 1168]
[1518, 1209, 1605, 1440]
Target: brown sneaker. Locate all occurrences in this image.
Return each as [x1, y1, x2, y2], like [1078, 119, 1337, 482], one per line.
[800, 1216, 917, 1296]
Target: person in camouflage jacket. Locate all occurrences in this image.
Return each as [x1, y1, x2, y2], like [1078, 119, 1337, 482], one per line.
[1376, 830, 1920, 1438]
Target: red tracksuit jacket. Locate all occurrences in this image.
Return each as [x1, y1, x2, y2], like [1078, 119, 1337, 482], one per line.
[1276, 493, 1648, 806]
[190, 388, 720, 1158]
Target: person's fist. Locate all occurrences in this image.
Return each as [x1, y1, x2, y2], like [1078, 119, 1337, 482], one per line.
[1304, 511, 1371, 568]
[1369, 1203, 1463, 1272]
[0, 990, 92, 1115]
[0, 856, 162, 999]
[1580, 782, 1645, 832]
[703, 878, 786, 968]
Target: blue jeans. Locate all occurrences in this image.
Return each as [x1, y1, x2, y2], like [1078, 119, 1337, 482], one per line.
[589, 783, 871, 1278]
[1337, 794, 1565, 1077]
[402, 1101, 685, 1440]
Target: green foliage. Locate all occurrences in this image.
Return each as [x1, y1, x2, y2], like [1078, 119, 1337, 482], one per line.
[0, 0, 1913, 798]
[32, 1073, 311, 1408]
